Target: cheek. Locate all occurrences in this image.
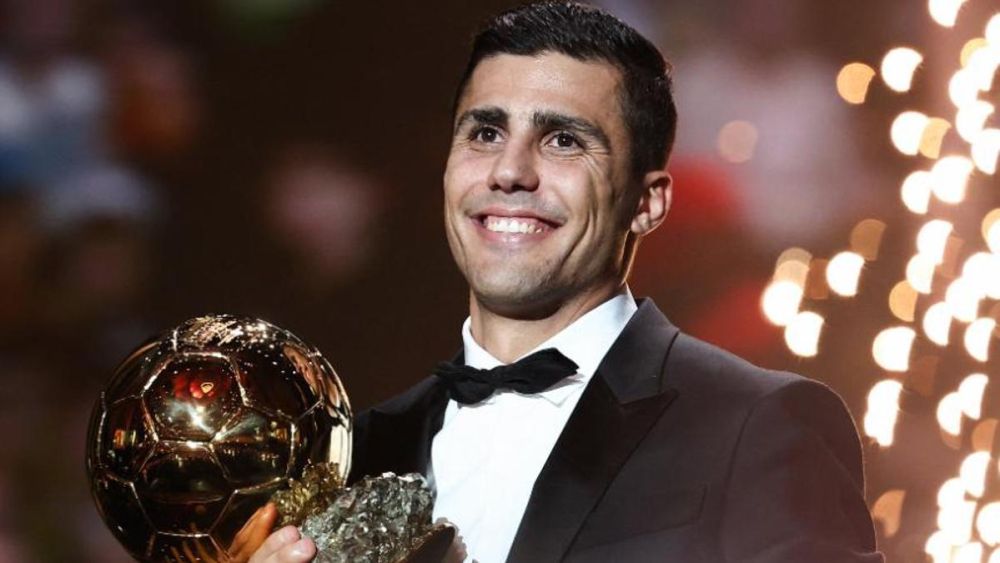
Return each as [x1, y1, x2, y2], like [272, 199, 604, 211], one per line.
[444, 155, 490, 205]
[540, 162, 613, 220]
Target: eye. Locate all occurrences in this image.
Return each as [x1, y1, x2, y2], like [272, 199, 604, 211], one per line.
[471, 126, 501, 143]
[549, 131, 581, 149]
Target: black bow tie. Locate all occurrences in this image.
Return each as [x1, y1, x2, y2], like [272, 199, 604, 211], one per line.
[433, 348, 580, 405]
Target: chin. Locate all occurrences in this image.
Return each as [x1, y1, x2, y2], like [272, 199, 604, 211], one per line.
[470, 275, 567, 319]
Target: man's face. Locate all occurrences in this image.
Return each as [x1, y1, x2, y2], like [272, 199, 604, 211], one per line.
[444, 52, 637, 316]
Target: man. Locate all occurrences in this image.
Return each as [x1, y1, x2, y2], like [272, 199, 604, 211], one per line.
[249, 2, 883, 562]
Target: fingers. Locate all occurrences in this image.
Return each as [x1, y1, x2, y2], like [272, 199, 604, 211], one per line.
[248, 525, 316, 563]
[444, 535, 468, 563]
[229, 502, 279, 562]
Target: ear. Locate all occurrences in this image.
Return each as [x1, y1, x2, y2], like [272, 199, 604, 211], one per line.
[630, 170, 672, 236]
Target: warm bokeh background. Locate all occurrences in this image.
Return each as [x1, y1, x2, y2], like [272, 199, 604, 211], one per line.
[1, 0, 998, 561]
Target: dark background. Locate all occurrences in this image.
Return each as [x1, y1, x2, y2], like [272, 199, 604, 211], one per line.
[0, 0, 997, 560]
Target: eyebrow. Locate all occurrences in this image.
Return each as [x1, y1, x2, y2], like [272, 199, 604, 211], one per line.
[453, 106, 508, 134]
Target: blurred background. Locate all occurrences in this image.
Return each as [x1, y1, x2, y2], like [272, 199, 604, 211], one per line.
[0, 0, 998, 561]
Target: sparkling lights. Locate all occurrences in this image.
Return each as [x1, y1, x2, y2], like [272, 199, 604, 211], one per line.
[881, 48, 924, 92]
[826, 251, 865, 296]
[873, 327, 916, 372]
[761, 280, 804, 326]
[892, 111, 931, 155]
[784, 311, 824, 357]
[930, 156, 974, 204]
[764, 5, 1000, 557]
[865, 380, 904, 446]
[902, 171, 934, 214]
[972, 129, 1000, 174]
[837, 62, 877, 104]
[928, 0, 968, 27]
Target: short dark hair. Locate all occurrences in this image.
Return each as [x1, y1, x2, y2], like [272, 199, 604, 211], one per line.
[453, 1, 677, 179]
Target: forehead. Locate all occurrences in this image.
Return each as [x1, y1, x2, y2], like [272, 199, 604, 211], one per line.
[457, 52, 624, 128]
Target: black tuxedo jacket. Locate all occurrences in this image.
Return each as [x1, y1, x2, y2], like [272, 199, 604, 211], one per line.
[349, 300, 884, 562]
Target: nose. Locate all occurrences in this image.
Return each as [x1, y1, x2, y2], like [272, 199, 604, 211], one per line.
[487, 139, 539, 193]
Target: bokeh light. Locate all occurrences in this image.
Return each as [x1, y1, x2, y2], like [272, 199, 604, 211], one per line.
[956, 100, 995, 142]
[959, 451, 990, 497]
[889, 281, 920, 322]
[971, 129, 1000, 174]
[965, 43, 1000, 90]
[865, 379, 904, 446]
[963, 252, 1000, 297]
[872, 489, 906, 537]
[872, 326, 916, 372]
[958, 374, 989, 419]
[774, 247, 813, 285]
[926, 530, 952, 562]
[950, 69, 981, 107]
[954, 542, 985, 563]
[907, 253, 939, 293]
[931, 156, 974, 204]
[850, 219, 888, 260]
[717, 120, 758, 163]
[921, 118, 953, 159]
[939, 477, 968, 507]
[972, 419, 998, 451]
[917, 219, 954, 263]
[945, 277, 983, 322]
[964, 318, 995, 361]
[988, 13, 1000, 43]
[982, 209, 1000, 251]
[924, 302, 954, 345]
[761, 280, 804, 326]
[881, 48, 924, 92]
[902, 171, 935, 213]
[988, 225, 1000, 254]
[937, 391, 965, 436]
[891, 111, 931, 155]
[937, 498, 976, 543]
[826, 251, 865, 296]
[977, 502, 1000, 546]
[784, 311, 824, 357]
[928, 0, 968, 27]
[837, 62, 877, 104]
[961, 38, 989, 66]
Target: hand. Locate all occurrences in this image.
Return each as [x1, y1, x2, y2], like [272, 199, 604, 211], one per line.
[225, 502, 277, 562]
[247, 523, 316, 563]
[442, 534, 467, 563]
[433, 518, 467, 563]
[224, 502, 315, 563]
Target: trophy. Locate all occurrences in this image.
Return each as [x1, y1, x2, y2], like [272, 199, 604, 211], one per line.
[86, 315, 453, 562]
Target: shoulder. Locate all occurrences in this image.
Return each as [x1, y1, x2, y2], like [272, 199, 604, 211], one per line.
[666, 331, 843, 410]
[663, 331, 862, 459]
[361, 376, 442, 417]
[353, 375, 443, 441]
[678, 337, 881, 558]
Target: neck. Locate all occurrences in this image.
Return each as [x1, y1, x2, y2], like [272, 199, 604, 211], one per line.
[468, 281, 624, 363]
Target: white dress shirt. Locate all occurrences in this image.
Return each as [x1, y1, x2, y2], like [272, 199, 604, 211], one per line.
[430, 289, 638, 563]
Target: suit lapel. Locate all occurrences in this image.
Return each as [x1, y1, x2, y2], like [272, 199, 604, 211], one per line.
[506, 300, 681, 563]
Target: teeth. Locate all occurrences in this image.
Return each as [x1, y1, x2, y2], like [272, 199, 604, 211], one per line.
[484, 216, 546, 234]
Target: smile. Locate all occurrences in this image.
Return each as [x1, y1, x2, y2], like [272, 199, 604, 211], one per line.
[482, 216, 553, 234]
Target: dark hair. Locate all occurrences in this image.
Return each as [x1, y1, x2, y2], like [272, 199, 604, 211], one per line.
[453, 1, 677, 179]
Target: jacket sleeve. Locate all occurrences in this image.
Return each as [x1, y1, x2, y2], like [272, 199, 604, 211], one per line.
[347, 409, 372, 485]
[719, 378, 884, 563]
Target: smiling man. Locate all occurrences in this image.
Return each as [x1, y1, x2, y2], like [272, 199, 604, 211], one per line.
[250, 2, 883, 562]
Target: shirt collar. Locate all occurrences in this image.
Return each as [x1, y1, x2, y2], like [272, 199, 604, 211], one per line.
[460, 287, 638, 406]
